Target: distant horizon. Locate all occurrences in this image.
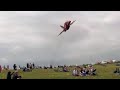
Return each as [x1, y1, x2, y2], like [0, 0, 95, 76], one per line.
[1, 59, 119, 69]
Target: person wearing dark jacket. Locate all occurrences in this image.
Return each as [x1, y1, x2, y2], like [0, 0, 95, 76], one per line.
[13, 64, 17, 70]
[7, 71, 14, 79]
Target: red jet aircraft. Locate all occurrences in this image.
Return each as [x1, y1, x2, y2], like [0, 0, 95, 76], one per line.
[58, 20, 76, 36]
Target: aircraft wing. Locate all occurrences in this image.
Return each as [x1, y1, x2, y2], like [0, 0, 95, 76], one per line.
[70, 20, 76, 25]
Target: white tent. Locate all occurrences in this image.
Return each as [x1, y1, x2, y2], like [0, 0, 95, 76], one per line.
[101, 61, 107, 64]
[112, 60, 117, 63]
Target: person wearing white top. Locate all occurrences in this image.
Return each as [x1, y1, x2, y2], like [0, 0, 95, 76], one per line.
[72, 68, 78, 76]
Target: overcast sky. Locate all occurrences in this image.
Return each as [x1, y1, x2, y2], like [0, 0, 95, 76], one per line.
[0, 11, 120, 67]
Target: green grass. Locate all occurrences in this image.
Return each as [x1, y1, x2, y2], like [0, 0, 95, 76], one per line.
[0, 64, 120, 79]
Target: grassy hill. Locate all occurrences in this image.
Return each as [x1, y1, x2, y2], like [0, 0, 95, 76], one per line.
[0, 64, 120, 79]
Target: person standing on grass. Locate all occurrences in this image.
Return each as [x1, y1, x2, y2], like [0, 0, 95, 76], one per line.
[7, 65, 9, 70]
[0, 65, 2, 73]
[4, 65, 6, 70]
[33, 63, 35, 69]
[30, 63, 32, 69]
[27, 63, 29, 68]
[13, 64, 17, 70]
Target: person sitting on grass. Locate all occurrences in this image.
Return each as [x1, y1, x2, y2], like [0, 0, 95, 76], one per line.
[82, 70, 86, 76]
[23, 67, 32, 72]
[90, 67, 96, 75]
[85, 68, 89, 76]
[79, 68, 83, 76]
[63, 66, 68, 72]
[12, 71, 22, 79]
[114, 68, 120, 74]
[72, 68, 79, 76]
[7, 71, 14, 79]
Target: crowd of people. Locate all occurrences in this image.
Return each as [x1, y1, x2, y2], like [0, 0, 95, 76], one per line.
[7, 71, 22, 79]
[1, 63, 97, 79]
[22, 63, 35, 72]
[72, 65, 97, 76]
